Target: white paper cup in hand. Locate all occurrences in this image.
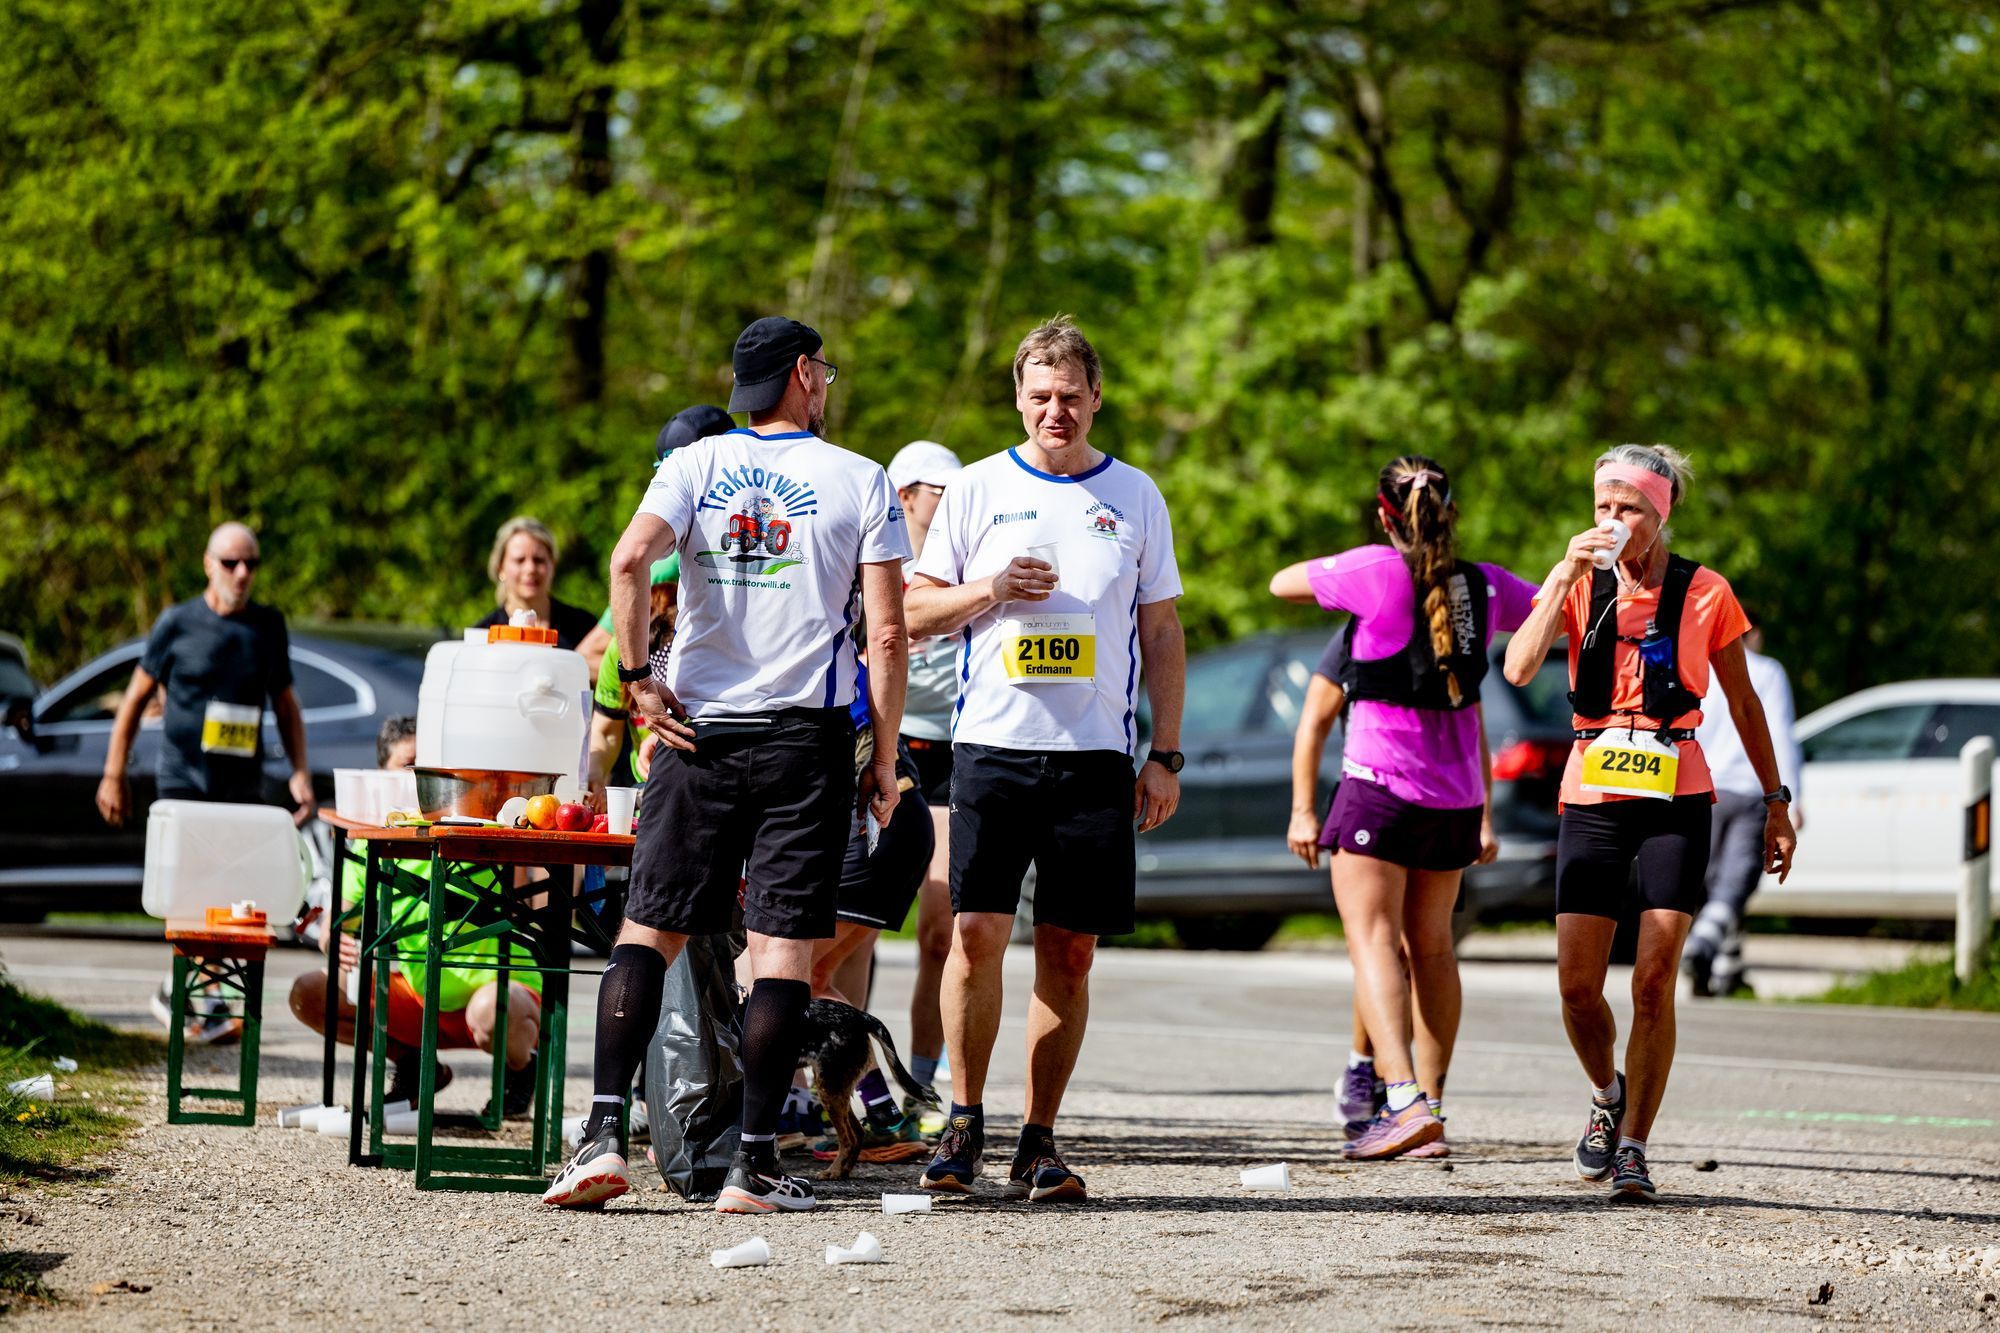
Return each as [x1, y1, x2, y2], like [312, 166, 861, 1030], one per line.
[881, 1193, 932, 1215]
[1026, 542, 1061, 583]
[1590, 520, 1632, 570]
[605, 787, 638, 837]
[825, 1231, 885, 1265]
[1240, 1162, 1291, 1191]
[710, 1236, 771, 1269]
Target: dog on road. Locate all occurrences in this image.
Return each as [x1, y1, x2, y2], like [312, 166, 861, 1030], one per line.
[798, 998, 940, 1180]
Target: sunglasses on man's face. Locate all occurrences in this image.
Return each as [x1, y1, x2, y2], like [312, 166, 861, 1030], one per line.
[218, 557, 261, 572]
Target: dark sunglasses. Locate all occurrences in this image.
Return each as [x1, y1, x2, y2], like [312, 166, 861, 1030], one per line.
[218, 557, 261, 572]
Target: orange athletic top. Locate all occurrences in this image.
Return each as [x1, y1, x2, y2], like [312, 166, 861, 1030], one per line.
[1541, 565, 1749, 806]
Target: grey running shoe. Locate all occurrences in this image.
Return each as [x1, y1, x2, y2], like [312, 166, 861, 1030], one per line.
[1574, 1075, 1625, 1181]
[1610, 1145, 1656, 1199]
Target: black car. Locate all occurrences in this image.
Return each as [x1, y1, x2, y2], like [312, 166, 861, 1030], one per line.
[0, 622, 439, 919]
[1132, 630, 1574, 949]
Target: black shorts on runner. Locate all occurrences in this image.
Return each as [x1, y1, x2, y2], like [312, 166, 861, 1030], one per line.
[1318, 776, 1483, 872]
[949, 743, 1136, 937]
[836, 744, 935, 931]
[626, 709, 855, 940]
[902, 735, 952, 804]
[1556, 794, 1714, 919]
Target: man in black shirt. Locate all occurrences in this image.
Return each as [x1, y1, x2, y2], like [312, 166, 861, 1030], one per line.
[97, 522, 312, 818]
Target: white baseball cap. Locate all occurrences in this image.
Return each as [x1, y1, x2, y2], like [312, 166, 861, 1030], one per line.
[887, 440, 963, 491]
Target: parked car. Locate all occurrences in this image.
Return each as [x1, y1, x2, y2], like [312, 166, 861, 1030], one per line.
[0, 622, 441, 919]
[1128, 630, 1573, 950]
[1748, 679, 2000, 921]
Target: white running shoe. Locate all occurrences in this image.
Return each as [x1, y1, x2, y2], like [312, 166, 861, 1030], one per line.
[542, 1130, 631, 1208]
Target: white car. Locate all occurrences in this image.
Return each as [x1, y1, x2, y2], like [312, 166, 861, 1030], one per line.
[1749, 679, 2000, 919]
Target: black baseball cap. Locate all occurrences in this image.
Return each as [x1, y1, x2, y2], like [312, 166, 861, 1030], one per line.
[728, 316, 822, 413]
[655, 404, 735, 461]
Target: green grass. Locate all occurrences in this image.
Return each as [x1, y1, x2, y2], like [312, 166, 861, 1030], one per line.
[1812, 933, 2000, 1012]
[0, 971, 156, 1187]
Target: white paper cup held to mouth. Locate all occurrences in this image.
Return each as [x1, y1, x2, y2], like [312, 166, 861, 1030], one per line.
[710, 1236, 771, 1269]
[881, 1194, 932, 1215]
[1025, 542, 1061, 583]
[605, 787, 638, 837]
[825, 1232, 885, 1265]
[1590, 519, 1632, 570]
[1240, 1162, 1291, 1191]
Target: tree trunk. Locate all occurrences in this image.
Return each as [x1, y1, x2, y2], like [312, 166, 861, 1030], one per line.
[562, 0, 619, 408]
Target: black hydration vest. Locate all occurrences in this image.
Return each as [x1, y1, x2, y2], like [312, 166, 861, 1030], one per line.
[1568, 553, 1704, 724]
[1341, 562, 1490, 712]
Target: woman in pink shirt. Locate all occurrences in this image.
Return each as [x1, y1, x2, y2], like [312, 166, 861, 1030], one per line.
[1503, 443, 1796, 1199]
[1271, 456, 1538, 1161]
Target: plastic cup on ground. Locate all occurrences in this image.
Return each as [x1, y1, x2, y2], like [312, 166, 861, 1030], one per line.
[1026, 542, 1061, 583]
[383, 1110, 421, 1137]
[50, 1057, 77, 1074]
[1590, 520, 1632, 570]
[278, 1102, 332, 1129]
[710, 1237, 771, 1269]
[7, 1075, 53, 1101]
[605, 787, 638, 837]
[315, 1108, 354, 1136]
[881, 1194, 932, 1215]
[1240, 1162, 1291, 1191]
[825, 1232, 884, 1265]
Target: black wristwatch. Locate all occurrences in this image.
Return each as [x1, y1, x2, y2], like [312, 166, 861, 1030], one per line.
[1762, 785, 1792, 806]
[616, 660, 653, 683]
[1147, 748, 1185, 774]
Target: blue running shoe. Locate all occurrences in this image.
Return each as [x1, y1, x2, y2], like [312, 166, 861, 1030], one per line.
[1610, 1146, 1656, 1200]
[919, 1111, 983, 1193]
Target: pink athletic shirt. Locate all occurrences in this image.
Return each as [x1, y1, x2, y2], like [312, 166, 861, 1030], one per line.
[1307, 545, 1539, 810]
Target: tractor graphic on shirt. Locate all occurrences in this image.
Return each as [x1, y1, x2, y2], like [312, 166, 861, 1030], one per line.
[719, 495, 792, 560]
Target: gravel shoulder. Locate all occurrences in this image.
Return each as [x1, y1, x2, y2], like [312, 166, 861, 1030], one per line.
[2, 934, 1996, 1330]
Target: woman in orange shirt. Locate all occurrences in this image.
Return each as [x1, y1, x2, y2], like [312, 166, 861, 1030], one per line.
[1504, 443, 1796, 1200]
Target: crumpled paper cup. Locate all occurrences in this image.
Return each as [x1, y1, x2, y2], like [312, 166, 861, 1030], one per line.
[1240, 1162, 1291, 1190]
[6, 1075, 53, 1101]
[881, 1194, 932, 1215]
[825, 1232, 884, 1265]
[710, 1237, 771, 1269]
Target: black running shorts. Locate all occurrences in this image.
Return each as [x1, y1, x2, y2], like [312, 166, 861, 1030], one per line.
[1555, 794, 1714, 919]
[626, 710, 855, 940]
[948, 743, 1137, 937]
[902, 735, 952, 804]
[835, 743, 935, 930]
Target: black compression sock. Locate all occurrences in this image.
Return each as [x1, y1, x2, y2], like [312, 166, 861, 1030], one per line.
[588, 943, 666, 1135]
[1014, 1121, 1055, 1172]
[739, 978, 813, 1140]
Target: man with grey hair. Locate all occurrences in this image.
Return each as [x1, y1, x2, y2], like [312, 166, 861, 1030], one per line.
[97, 521, 314, 1042]
[905, 316, 1186, 1202]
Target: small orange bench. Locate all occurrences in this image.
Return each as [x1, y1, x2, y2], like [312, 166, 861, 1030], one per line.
[164, 911, 277, 1126]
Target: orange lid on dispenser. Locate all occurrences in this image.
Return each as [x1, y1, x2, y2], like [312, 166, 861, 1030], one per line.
[487, 624, 559, 646]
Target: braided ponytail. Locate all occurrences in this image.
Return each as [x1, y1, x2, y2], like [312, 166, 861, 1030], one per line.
[1377, 455, 1464, 705]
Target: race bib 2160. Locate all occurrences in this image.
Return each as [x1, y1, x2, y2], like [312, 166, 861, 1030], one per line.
[1000, 613, 1096, 686]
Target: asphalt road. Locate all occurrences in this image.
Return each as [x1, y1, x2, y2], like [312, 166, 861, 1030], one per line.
[3, 930, 1997, 1330]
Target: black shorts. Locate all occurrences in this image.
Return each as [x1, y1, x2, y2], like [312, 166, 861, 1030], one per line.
[836, 744, 935, 930]
[1556, 795, 1714, 919]
[902, 735, 952, 804]
[948, 743, 1136, 937]
[626, 710, 855, 940]
[1318, 777, 1483, 872]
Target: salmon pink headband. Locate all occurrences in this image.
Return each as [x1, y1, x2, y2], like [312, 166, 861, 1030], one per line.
[1595, 462, 1673, 523]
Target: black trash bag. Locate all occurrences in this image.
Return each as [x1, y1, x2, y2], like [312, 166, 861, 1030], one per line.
[641, 931, 745, 1201]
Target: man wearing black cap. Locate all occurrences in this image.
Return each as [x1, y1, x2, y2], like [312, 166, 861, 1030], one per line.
[578, 403, 737, 677]
[544, 318, 911, 1214]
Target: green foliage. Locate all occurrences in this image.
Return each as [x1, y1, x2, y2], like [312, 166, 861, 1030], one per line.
[2, 0, 1996, 710]
[0, 973, 149, 1187]
[1814, 932, 2000, 1012]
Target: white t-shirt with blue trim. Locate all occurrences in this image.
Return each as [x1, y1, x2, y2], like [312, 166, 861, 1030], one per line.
[911, 447, 1181, 755]
[637, 427, 910, 718]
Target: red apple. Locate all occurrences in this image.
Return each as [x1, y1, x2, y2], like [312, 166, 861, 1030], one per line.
[589, 814, 609, 834]
[554, 802, 594, 833]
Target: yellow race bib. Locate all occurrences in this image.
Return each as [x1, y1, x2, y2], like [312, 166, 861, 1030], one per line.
[1578, 729, 1679, 801]
[1000, 614, 1096, 686]
[200, 700, 261, 757]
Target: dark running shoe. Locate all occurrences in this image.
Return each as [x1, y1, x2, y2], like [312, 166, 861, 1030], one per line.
[385, 1056, 453, 1113]
[481, 1054, 536, 1122]
[541, 1127, 630, 1208]
[1014, 1147, 1086, 1203]
[1574, 1075, 1626, 1182]
[919, 1112, 984, 1193]
[715, 1156, 816, 1214]
[1610, 1146, 1656, 1200]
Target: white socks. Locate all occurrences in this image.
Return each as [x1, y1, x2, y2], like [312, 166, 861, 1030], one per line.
[1618, 1135, 1646, 1155]
[1347, 1049, 1373, 1070]
[1592, 1074, 1622, 1105]
[1384, 1080, 1422, 1113]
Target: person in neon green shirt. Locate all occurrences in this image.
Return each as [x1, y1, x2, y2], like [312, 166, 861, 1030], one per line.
[291, 718, 544, 1113]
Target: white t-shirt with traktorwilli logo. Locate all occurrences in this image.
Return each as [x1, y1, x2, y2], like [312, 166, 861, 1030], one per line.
[911, 447, 1181, 755]
[637, 427, 910, 717]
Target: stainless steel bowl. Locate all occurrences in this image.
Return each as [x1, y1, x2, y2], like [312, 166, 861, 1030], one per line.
[414, 768, 559, 821]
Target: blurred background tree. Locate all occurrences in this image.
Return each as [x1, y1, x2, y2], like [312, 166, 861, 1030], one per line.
[2, 0, 1994, 708]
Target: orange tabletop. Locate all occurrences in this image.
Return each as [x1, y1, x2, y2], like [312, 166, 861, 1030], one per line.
[165, 918, 276, 959]
[429, 824, 636, 869]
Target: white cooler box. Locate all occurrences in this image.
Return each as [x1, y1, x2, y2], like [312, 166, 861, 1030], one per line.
[142, 800, 310, 921]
